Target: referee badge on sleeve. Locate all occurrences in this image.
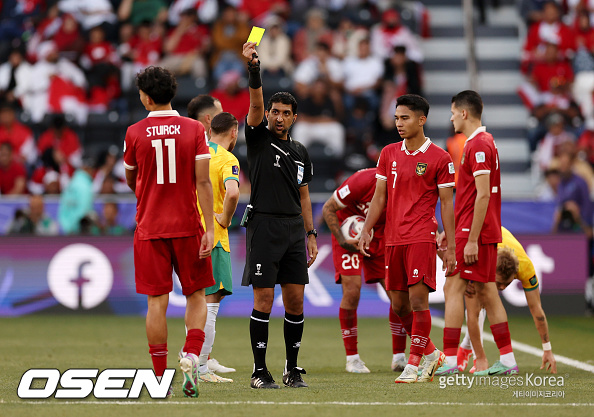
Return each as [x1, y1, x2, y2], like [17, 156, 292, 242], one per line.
[297, 165, 304, 184]
[232, 165, 239, 175]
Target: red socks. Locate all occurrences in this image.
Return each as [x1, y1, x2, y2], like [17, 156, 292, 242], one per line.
[409, 310, 432, 367]
[183, 329, 205, 357]
[339, 307, 358, 356]
[148, 343, 167, 377]
[491, 322, 513, 354]
[443, 327, 462, 358]
[389, 308, 407, 354]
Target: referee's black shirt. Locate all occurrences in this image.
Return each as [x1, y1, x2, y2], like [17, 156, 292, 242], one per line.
[245, 119, 313, 217]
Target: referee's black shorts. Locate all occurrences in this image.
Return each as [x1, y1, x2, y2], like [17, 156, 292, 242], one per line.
[241, 213, 309, 288]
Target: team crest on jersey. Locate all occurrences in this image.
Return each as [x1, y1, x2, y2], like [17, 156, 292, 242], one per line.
[415, 162, 428, 176]
[297, 165, 304, 184]
[232, 165, 239, 175]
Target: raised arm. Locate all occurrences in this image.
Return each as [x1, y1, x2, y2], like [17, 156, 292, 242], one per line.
[243, 42, 265, 127]
[525, 287, 557, 373]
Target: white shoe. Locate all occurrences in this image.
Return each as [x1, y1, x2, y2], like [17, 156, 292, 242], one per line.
[207, 358, 236, 373]
[394, 364, 418, 383]
[346, 357, 371, 373]
[199, 369, 233, 383]
[391, 355, 407, 372]
[418, 350, 446, 383]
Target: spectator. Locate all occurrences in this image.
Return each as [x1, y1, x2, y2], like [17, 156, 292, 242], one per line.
[18, 41, 88, 124]
[7, 195, 59, 235]
[58, 155, 95, 234]
[379, 45, 423, 131]
[293, 41, 344, 99]
[0, 102, 36, 166]
[58, 0, 118, 39]
[210, 71, 250, 125]
[572, 10, 594, 127]
[37, 114, 82, 172]
[552, 150, 593, 237]
[238, 0, 289, 26]
[292, 8, 334, 64]
[291, 78, 346, 156]
[168, 0, 218, 26]
[518, 0, 552, 26]
[91, 201, 128, 235]
[28, 6, 84, 63]
[0, 47, 31, 108]
[117, 0, 168, 26]
[331, 16, 369, 60]
[257, 15, 293, 77]
[210, 5, 250, 82]
[522, 1, 576, 72]
[80, 25, 121, 113]
[370, 8, 423, 63]
[577, 120, 594, 166]
[119, 21, 164, 92]
[93, 145, 130, 194]
[28, 150, 66, 195]
[342, 38, 383, 112]
[160, 8, 209, 79]
[0, 142, 26, 195]
[535, 112, 576, 171]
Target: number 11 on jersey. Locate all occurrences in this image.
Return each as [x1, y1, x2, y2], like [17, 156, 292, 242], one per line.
[152, 138, 176, 184]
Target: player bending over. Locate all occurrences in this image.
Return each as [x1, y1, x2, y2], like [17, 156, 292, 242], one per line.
[323, 168, 408, 374]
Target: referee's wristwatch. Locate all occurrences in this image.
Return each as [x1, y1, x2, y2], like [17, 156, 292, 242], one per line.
[306, 229, 318, 238]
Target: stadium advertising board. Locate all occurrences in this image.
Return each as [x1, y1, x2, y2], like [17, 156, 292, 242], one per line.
[0, 233, 587, 317]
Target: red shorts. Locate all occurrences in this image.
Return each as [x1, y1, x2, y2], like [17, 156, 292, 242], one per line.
[385, 242, 437, 292]
[332, 235, 385, 284]
[453, 238, 497, 283]
[134, 234, 214, 296]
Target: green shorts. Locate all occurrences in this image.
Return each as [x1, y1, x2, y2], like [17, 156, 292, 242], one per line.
[205, 245, 233, 296]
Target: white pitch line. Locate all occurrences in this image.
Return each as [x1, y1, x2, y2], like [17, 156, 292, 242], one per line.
[431, 317, 594, 374]
[6, 400, 594, 407]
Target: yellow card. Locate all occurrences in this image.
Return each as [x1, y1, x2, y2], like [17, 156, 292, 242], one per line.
[247, 26, 265, 46]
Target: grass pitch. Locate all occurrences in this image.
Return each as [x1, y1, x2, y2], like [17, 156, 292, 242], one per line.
[1, 315, 593, 417]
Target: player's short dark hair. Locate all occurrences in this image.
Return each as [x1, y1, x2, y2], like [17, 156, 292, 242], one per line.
[211, 112, 238, 135]
[267, 91, 298, 114]
[451, 90, 483, 118]
[187, 95, 220, 120]
[396, 94, 429, 117]
[496, 247, 519, 282]
[135, 66, 177, 105]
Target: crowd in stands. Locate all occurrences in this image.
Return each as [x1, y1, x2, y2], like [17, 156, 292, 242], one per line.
[0, 0, 429, 207]
[518, 0, 594, 234]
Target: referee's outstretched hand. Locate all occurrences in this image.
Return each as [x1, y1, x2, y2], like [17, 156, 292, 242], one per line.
[242, 42, 259, 64]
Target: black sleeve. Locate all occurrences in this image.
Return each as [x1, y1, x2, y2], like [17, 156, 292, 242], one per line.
[300, 143, 313, 186]
[244, 117, 268, 146]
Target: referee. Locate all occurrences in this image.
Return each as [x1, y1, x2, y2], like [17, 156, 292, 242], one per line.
[241, 41, 318, 389]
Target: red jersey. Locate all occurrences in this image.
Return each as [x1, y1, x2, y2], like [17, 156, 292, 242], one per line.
[0, 160, 27, 194]
[334, 168, 385, 239]
[376, 138, 455, 246]
[123, 110, 210, 240]
[0, 122, 36, 164]
[167, 25, 209, 55]
[455, 127, 502, 244]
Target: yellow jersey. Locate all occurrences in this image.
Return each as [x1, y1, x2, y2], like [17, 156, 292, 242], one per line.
[498, 227, 539, 291]
[198, 141, 240, 252]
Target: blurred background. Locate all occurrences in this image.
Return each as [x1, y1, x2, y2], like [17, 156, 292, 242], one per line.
[0, 0, 592, 317]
